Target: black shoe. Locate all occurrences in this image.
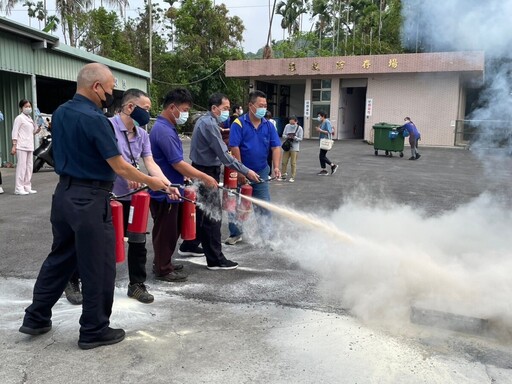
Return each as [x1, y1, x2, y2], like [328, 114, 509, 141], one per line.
[64, 281, 83, 305]
[173, 263, 184, 271]
[78, 327, 125, 350]
[207, 260, 238, 270]
[19, 322, 52, 336]
[127, 283, 154, 304]
[178, 245, 204, 257]
[408, 156, 416, 160]
[317, 170, 329, 176]
[155, 270, 189, 282]
[416, 154, 421, 159]
[331, 164, 339, 175]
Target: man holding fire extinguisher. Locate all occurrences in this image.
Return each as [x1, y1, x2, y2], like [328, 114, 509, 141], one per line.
[226, 90, 282, 244]
[189, 93, 260, 270]
[110, 88, 173, 303]
[149, 88, 219, 281]
[19, 63, 179, 350]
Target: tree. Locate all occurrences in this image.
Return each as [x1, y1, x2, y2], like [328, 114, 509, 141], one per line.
[275, 0, 310, 39]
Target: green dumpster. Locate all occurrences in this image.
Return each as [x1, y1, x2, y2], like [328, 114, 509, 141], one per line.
[372, 122, 404, 157]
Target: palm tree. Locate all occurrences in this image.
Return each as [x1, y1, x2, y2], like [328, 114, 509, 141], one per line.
[275, 0, 309, 40]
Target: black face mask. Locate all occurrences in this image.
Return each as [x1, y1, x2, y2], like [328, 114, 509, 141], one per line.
[130, 105, 150, 126]
[99, 84, 115, 109]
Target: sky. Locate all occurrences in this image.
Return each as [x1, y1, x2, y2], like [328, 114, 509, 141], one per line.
[3, 0, 301, 53]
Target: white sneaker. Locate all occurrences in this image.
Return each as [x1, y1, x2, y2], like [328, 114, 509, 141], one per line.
[289, 178, 295, 183]
[224, 235, 242, 245]
[0, 187, 4, 194]
[26, 189, 37, 194]
[15, 190, 29, 195]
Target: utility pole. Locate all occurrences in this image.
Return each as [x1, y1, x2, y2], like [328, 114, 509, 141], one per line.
[149, 0, 153, 84]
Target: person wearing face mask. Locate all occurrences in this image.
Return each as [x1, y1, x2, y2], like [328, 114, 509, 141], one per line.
[280, 116, 303, 182]
[226, 90, 282, 245]
[109, 88, 173, 302]
[315, 111, 338, 176]
[20, 63, 179, 349]
[149, 88, 219, 280]
[11, 99, 41, 195]
[188, 93, 260, 270]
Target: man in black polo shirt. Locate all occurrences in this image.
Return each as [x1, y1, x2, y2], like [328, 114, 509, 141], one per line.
[19, 63, 178, 350]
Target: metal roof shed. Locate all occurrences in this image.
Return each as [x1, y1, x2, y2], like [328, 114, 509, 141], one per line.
[0, 17, 150, 164]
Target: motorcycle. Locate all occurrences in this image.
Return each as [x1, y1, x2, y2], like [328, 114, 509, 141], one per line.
[33, 131, 54, 173]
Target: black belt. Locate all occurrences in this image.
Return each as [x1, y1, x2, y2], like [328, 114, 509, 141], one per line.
[59, 175, 114, 191]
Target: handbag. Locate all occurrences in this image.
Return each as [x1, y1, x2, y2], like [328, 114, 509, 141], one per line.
[319, 130, 334, 150]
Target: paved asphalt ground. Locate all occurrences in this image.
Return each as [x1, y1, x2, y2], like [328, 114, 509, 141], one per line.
[1, 139, 511, 383]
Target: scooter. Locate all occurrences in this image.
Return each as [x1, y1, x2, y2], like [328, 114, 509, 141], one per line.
[33, 132, 54, 172]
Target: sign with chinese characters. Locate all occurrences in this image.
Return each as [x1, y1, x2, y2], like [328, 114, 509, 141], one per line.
[312, 62, 320, 71]
[366, 98, 373, 117]
[362, 60, 371, 69]
[289, 62, 296, 72]
[388, 58, 398, 69]
[336, 60, 346, 70]
[304, 100, 311, 117]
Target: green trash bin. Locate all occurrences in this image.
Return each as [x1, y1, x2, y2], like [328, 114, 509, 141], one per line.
[372, 122, 404, 157]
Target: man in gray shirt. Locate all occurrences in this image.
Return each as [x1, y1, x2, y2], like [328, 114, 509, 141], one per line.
[190, 93, 260, 270]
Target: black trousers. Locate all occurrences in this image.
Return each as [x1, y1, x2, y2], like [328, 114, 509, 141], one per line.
[120, 200, 148, 284]
[22, 179, 116, 342]
[319, 149, 333, 169]
[192, 163, 228, 267]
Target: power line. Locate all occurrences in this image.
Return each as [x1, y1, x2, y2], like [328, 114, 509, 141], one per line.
[151, 61, 227, 87]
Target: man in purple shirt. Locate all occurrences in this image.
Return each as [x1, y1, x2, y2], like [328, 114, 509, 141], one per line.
[110, 88, 171, 303]
[149, 88, 218, 282]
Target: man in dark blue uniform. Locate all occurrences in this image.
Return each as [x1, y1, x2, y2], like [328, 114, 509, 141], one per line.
[19, 63, 178, 350]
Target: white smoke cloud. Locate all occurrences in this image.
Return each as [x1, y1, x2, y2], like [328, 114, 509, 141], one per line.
[271, 193, 512, 337]
[401, 0, 512, 57]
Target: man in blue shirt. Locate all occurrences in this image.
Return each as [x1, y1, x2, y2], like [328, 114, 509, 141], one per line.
[189, 93, 260, 269]
[149, 88, 218, 281]
[19, 63, 177, 350]
[226, 90, 282, 244]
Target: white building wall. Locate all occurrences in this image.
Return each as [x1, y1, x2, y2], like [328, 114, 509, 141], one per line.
[364, 73, 461, 146]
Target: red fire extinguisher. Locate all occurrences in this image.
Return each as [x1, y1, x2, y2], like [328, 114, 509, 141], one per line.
[236, 184, 253, 222]
[223, 166, 238, 189]
[181, 186, 196, 240]
[222, 189, 237, 212]
[126, 191, 151, 243]
[110, 200, 125, 263]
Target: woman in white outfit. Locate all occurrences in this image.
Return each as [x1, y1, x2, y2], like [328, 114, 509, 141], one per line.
[11, 99, 41, 195]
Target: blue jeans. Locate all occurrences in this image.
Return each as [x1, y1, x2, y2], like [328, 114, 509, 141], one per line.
[228, 165, 272, 238]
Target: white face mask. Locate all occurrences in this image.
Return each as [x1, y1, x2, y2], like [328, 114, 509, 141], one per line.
[176, 111, 189, 125]
[23, 107, 32, 115]
[238, 109, 243, 115]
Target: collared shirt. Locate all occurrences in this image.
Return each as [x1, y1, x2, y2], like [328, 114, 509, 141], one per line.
[149, 115, 184, 203]
[190, 111, 250, 175]
[319, 119, 333, 139]
[229, 114, 281, 172]
[52, 93, 120, 181]
[12, 113, 38, 151]
[110, 115, 152, 199]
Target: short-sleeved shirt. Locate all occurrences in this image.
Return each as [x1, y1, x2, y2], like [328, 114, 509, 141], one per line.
[110, 115, 152, 199]
[52, 93, 120, 181]
[190, 111, 249, 175]
[229, 114, 281, 172]
[319, 119, 333, 139]
[149, 115, 184, 203]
